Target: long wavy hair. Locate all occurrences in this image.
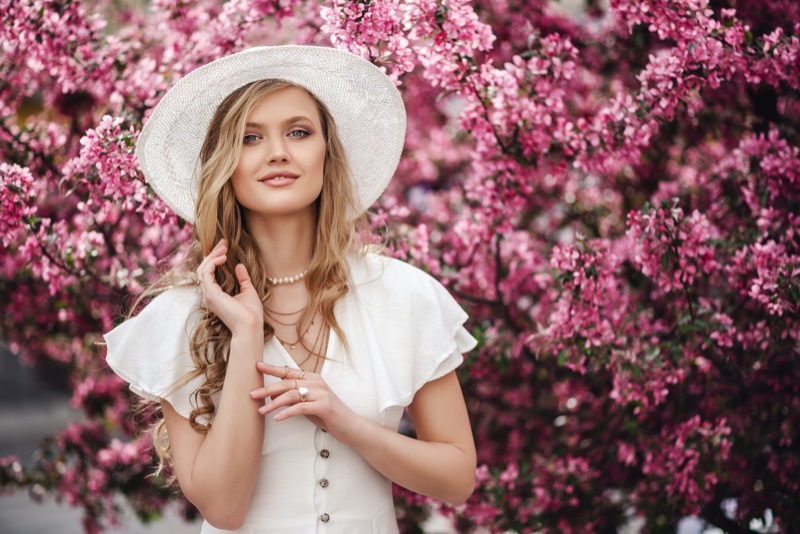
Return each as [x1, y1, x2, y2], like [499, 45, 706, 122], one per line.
[143, 79, 367, 466]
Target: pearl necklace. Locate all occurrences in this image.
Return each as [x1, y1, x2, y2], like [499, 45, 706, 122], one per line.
[267, 269, 308, 286]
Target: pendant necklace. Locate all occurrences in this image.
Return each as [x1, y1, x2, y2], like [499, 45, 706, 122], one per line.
[275, 319, 314, 350]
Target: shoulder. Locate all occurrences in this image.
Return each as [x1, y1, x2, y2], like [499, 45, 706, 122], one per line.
[131, 285, 202, 328]
[146, 284, 202, 313]
[347, 251, 442, 292]
[105, 284, 202, 350]
[343, 251, 468, 327]
[104, 284, 207, 416]
[338, 252, 476, 414]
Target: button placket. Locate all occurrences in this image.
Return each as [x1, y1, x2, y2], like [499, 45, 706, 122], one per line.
[314, 426, 331, 528]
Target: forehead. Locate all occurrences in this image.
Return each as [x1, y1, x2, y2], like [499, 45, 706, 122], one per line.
[247, 85, 322, 124]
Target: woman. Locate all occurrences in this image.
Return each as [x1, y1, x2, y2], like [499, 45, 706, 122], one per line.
[105, 45, 477, 533]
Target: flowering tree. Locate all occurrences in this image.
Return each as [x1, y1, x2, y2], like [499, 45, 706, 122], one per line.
[1, 0, 799, 532]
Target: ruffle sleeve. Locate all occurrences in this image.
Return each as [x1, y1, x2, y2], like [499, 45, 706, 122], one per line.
[344, 254, 477, 416]
[104, 286, 211, 422]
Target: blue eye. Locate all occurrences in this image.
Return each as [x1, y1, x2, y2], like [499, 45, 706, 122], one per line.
[243, 134, 259, 145]
[288, 129, 309, 139]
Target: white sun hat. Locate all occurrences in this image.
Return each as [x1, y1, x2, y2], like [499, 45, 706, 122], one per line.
[136, 45, 407, 223]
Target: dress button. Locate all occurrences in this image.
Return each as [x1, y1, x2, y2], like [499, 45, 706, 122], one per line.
[320, 449, 330, 458]
[319, 478, 329, 488]
[320, 513, 330, 523]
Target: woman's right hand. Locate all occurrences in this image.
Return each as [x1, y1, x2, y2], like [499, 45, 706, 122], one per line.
[196, 239, 263, 335]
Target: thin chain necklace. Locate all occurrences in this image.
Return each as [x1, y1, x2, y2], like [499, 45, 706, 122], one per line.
[266, 309, 305, 327]
[267, 291, 327, 372]
[272, 315, 328, 373]
[265, 301, 308, 327]
[265, 304, 306, 316]
[274, 319, 314, 350]
[296, 318, 328, 371]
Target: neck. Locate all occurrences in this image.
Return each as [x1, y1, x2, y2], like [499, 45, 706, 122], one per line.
[243, 209, 316, 278]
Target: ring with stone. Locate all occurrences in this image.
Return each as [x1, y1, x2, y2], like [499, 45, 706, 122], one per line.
[298, 386, 310, 402]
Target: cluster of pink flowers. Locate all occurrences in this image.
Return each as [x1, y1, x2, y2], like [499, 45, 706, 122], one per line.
[0, 163, 37, 247]
[627, 204, 721, 294]
[1, 0, 799, 533]
[637, 416, 732, 512]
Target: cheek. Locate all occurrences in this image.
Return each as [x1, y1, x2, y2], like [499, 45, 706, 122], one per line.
[230, 166, 244, 191]
[230, 152, 255, 188]
[312, 143, 327, 177]
[230, 167, 251, 202]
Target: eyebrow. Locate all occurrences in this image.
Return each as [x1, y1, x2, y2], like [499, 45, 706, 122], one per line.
[245, 116, 314, 129]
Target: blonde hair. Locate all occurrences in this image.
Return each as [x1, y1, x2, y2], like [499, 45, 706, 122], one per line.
[144, 79, 367, 467]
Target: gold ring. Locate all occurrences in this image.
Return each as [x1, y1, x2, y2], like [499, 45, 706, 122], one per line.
[294, 378, 298, 389]
[298, 370, 306, 380]
[282, 365, 289, 379]
[298, 386, 309, 402]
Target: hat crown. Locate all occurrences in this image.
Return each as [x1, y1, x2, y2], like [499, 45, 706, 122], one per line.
[138, 45, 407, 223]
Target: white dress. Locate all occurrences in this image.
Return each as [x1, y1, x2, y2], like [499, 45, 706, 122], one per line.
[104, 252, 477, 533]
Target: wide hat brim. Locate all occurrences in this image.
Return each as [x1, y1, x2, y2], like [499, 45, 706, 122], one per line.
[137, 45, 407, 223]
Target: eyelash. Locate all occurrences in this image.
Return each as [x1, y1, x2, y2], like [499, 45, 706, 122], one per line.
[243, 129, 311, 145]
[288, 129, 310, 139]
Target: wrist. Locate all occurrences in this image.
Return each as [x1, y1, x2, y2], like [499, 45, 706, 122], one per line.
[229, 323, 264, 342]
[229, 318, 263, 337]
[341, 414, 376, 449]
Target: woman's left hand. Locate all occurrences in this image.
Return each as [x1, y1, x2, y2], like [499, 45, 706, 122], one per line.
[250, 363, 363, 446]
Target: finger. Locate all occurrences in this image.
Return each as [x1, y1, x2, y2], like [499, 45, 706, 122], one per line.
[206, 238, 227, 255]
[202, 254, 227, 268]
[197, 253, 228, 287]
[235, 263, 256, 292]
[200, 247, 227, 268]
[203, 244, 228, 266]
[210, 244, 228, 259]
[200, 242, 227, 268]
[272, 399, 314, 421]
[249, 380, 299, 400]
[256, 362, 311, 380]
[258, 388, 308, 416]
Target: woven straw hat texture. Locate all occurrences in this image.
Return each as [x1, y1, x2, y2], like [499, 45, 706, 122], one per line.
[137, 46, 407, 223]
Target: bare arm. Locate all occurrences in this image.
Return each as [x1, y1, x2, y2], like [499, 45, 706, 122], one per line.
[163, 240, 266, 530]
[254, 365, 476, 505]
[162, 328, 264, 530]
[348, 370, 476, 504]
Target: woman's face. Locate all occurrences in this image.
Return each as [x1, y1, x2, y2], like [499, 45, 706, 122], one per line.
[231, 86, 326, 221]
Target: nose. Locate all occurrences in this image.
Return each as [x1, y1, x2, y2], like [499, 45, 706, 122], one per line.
[266, 138, 290, 164]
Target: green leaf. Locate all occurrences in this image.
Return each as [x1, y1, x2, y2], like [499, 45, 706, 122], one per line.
[661, 252, 671, 270]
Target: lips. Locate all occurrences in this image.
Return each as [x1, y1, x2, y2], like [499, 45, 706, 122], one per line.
[258, 171, 299, 186]
[259, 171, 299, 181]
